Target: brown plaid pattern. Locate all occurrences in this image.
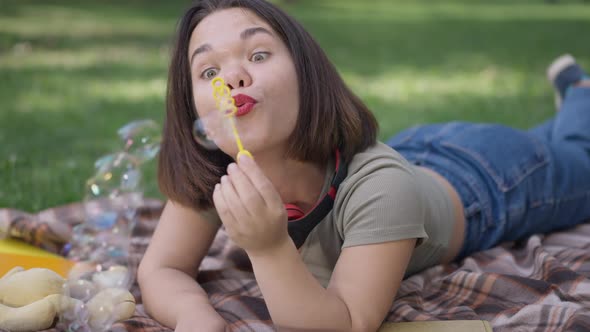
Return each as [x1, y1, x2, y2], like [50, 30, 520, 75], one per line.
[1, 200, 589, 332]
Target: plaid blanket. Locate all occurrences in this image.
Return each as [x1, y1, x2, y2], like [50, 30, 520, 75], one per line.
[1, 200, 590, 332]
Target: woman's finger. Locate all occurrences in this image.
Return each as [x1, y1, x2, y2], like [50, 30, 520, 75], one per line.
[219, 174, 252, 222]
[212, 182, 238, 228]
[237, 154, 283, 208]
[227, 162, 265, 216]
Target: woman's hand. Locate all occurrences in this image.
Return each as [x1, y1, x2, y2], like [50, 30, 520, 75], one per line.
[212, 154, 289, 255]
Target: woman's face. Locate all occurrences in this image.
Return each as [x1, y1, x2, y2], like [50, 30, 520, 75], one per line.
[188, 8, 300, 158]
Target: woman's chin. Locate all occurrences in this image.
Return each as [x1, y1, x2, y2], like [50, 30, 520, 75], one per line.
[216, 137, 264, 159]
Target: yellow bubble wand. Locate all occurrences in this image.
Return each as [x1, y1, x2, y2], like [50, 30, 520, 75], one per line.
[211, 77, 252, 160]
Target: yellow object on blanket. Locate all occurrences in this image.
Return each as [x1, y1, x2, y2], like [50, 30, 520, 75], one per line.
[379, 320, 492, 332]
[0, 238, 74, 278]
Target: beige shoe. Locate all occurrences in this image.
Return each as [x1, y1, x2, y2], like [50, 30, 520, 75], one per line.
[546, 54, 586, 111]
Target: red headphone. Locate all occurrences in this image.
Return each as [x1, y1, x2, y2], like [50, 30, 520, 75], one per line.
[285, 149, 347, 248]
[285, 203, 306, 220]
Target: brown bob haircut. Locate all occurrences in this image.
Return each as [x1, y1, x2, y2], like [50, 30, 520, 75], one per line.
[159, 0, 378, 210]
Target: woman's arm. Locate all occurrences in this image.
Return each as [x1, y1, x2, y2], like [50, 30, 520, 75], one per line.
[137, 200, 225, 330]
[215, 155, 423, 331]
[249, 237, 416, 332]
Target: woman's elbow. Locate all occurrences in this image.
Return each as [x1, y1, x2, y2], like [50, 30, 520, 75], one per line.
[350, 318, 382, 332]
[340, 301, 382, 332]
[348, 309, 385, 332]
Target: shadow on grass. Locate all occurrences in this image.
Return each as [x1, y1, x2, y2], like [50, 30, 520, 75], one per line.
[307, 18, 590, 77]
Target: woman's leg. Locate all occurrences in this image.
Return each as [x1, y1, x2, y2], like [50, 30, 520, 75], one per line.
[528, 118, 554, 142]
[497, 79, 590, 245]
[388, 57, 590, 259]
[550, 84, 590, 151]
[528, 54, 590, 143]
[496, 56, 590, 241]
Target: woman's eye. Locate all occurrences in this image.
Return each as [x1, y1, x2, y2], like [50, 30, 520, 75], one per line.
[201, 68, 218, 80]
[250, 52, 269, 62]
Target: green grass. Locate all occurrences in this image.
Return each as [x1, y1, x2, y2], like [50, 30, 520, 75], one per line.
[1, 0, 589, 212]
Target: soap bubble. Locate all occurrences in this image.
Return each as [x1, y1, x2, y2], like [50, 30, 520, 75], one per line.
[193, 117, 218, 150]
[86, 152, 142, 201]
[61, 120, 160, 332]
[65, 278, 98, 302]
[192, 110, 234, 150]
[0, 218, 9, 240]
[56, 300, 91, 332]
[117, 119, 161, 163]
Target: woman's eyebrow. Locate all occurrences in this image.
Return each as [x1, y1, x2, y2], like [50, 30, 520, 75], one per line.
[190, 27, 274, 66]
[191, 44, 212, 65]
[240, 26, 273, 40]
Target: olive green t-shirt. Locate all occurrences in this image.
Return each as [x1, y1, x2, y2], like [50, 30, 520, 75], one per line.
[204, 142, 456, 287]
[298, 142, 455, 287]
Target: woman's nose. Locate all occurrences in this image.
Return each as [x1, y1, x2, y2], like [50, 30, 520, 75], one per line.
[224, 66, 252, 90]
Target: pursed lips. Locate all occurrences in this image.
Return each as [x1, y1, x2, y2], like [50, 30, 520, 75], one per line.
[233, 94, 258, 117]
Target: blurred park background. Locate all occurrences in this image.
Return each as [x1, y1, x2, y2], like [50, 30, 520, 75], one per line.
[1, 0, 589, 212]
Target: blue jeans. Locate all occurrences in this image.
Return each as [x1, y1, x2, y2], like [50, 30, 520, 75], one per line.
[387, 86, 590, 260]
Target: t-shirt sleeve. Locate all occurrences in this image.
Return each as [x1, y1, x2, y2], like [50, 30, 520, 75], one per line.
[338, 165, 428, 248]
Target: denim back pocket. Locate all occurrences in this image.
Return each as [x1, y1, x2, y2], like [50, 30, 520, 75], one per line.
[439, 124, 549, 192]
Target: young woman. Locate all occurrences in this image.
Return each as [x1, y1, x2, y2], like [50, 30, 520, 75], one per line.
[137, 0, 590, 331]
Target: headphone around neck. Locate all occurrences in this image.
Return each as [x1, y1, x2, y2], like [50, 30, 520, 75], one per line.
[286, 149, 347, 248]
